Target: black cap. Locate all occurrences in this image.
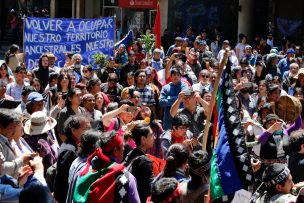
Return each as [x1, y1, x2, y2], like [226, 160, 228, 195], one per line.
[264, 114, 280, 126]
[0, 99, 21, 109]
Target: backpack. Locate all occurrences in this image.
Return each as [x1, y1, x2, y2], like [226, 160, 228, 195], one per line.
[145, 154, 166, 176]
[124, 152, 166, 177]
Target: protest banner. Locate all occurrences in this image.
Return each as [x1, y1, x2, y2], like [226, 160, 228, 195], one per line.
[23, 16, 115, 69]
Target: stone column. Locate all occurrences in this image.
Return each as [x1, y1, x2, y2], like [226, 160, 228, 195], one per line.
[237, 0, 253, 41]
[50, 0, 55, 18]
[72, 0, 75, 18]
[76, 0, 81, 18]
[159, 0, 168, 33]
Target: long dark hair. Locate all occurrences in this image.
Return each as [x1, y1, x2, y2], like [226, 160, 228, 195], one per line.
[57, 73, 70, 92]
[65, 88, 81, 107]
[0, 63, 10, 79]
[163, 144, 190, 178]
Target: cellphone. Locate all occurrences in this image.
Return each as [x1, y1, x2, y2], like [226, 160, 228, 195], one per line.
[184, 91, 194, 97]
[61, 92, 67, 100]
[127, 106, 137, 112]
[243, 82, 252, 88]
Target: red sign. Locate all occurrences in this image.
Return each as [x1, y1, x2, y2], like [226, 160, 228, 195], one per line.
[119, 0, 157, 9]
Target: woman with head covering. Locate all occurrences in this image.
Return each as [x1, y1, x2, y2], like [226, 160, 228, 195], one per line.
[23, 111, 59, 172]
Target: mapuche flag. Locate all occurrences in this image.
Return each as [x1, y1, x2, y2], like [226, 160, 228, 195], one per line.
[209, 59, 254, 202]
[153, 2, 161, 48]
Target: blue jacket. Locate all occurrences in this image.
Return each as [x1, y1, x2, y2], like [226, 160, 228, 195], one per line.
[159, 81, 188, 130]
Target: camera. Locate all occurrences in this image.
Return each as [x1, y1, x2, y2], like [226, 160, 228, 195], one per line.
[184, 91, 194, 97]
[127, 106, 137, 112]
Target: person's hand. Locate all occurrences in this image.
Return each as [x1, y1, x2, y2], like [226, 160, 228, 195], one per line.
[194, 92, 202, 102]
[0, 152, 5, 166]
[182, 139, 193, 148]
[269, 121, 282, 133]
[18, 165, 33, 187]
[191, 137, 198, 147]
[29, 156, 44, 174]
[178, 91, 185, 100]
[235, 82, 243, 91]
[251, 158, 261, 173]
[21, 153, 37, 165]
[57, 94, 65, 108]
[170, 53, 178, 61]
[119, 104, 129, 113]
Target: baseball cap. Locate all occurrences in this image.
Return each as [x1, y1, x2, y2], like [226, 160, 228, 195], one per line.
[287, 48, 295, 55]
[200, 40, 207, 46]
[27, 92, 45, 103]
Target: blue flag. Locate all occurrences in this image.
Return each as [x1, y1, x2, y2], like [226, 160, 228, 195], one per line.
[210, 59, 254, 201]
[114, 30, 133, 49]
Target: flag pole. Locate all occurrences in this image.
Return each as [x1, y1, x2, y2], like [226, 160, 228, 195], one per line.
[202, 49, 230, 151]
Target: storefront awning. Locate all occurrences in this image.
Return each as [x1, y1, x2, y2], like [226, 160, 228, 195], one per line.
[118, 0, 157, 9]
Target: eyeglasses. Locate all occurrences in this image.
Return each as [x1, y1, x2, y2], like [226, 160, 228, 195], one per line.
[177, 126, 188, 130]
[108, 79, 118, 82]
[132, 96, 140, 99]
[201, 75, 209, 78]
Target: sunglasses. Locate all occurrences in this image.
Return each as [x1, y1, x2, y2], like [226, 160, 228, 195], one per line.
[201, 75, 209, 78]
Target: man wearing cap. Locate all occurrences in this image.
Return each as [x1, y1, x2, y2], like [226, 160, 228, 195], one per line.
[170, 88, 208, 141]
[278, 48, 295, 78]
[74, 130, 140, 203]
[151, 48, 163, 72]
[166, 37, 182, 57]
[25, 92, 46, 116]
[119, 51, 139, 86]
[47, 53, 60, 74]
[82, 93, 102, 129]
[98, 56, 119, 83]
[6, 66, 28, 100]
[252, 163, 296, 203]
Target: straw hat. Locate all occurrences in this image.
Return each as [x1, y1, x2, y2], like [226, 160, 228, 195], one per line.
[24, 111, 57, 135]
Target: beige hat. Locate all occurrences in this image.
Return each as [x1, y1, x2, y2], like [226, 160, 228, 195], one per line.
[24, 111, 57, 135]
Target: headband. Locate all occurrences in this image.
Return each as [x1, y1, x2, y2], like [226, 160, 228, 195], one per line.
[103, 135, 123, 152]
[264, 167, 290, 188]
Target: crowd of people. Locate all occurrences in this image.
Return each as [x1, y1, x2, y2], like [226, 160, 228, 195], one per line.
[1, 26, 304, 203]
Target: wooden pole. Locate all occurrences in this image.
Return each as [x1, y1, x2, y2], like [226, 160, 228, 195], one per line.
[202, 49, 230, 151]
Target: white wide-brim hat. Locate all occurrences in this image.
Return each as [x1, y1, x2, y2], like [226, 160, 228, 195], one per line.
[24, 111, 57, 136]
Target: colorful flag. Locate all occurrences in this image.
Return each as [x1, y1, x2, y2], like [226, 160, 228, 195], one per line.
[210, 60, 254, 202]
[114, 30, 133, 50]
[153, 2, 161, 48]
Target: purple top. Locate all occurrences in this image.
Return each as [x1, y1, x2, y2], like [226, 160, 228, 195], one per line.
[128, 172, 141, 203]
[258, 116, 302, 144]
